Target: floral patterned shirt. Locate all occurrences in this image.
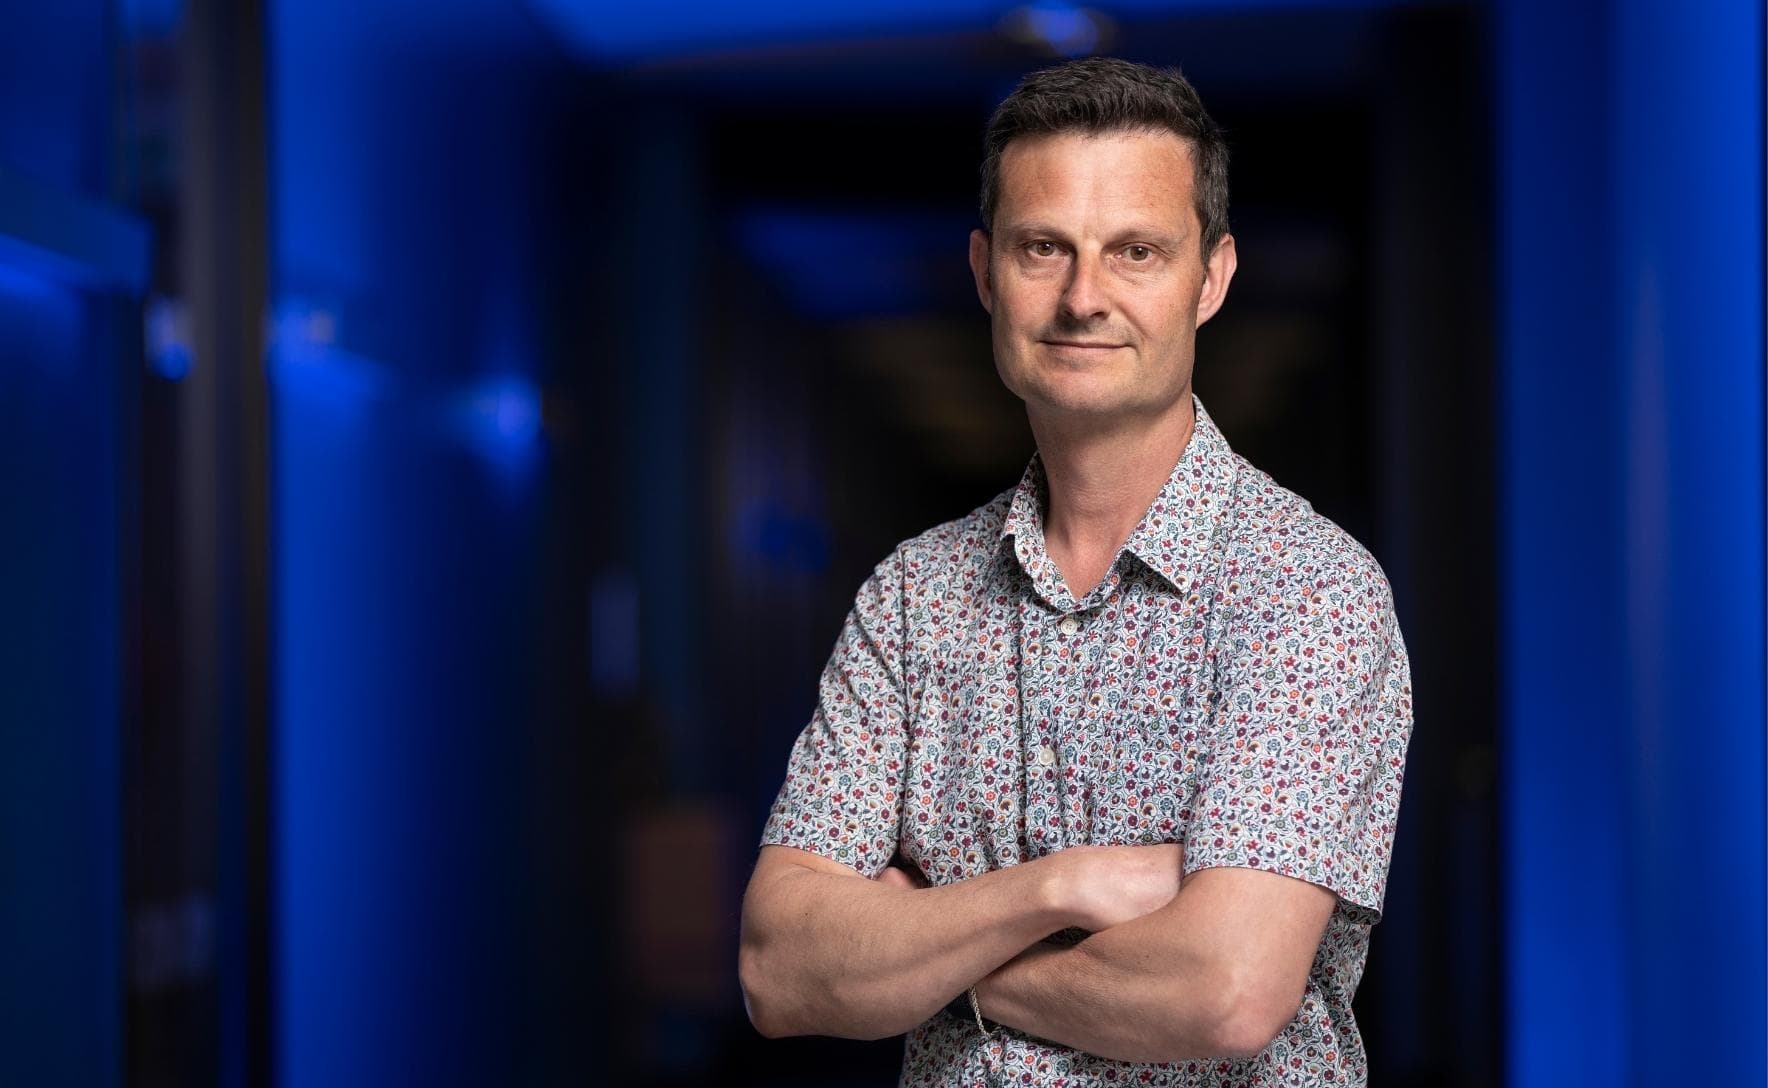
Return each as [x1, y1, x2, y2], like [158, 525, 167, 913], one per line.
[760, 397, 1413, 1087]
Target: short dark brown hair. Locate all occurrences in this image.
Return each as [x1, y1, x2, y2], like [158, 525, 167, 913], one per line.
[979, 56, 1230, 258]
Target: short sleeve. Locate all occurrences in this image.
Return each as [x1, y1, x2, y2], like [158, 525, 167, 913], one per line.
[1184, 552, 1413, 925]
[758, 550, 910, 877]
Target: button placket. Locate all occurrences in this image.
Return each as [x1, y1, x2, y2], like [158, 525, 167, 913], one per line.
[1063, 585, 1124, 843]
[1018, 598, 1065, 857]
[1050, 605, 1091, 846]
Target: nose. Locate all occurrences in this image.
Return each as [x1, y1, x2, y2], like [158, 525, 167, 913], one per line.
[1059, 250, 1109, 323]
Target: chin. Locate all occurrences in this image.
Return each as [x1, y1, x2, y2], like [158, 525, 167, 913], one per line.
[1018, 376, 1195, 427]
[1026, 386, 1144, 420]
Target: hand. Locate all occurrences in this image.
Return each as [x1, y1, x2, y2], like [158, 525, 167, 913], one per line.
[1047, 843, 1184, 932]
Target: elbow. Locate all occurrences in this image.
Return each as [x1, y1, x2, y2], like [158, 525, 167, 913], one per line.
[1144, 959, 1299, 1062]
[1209, 1004, 1287, 1062]
[738, 941, 903, 1041]
[738, 941, 792, 1039]
[1202, 974, 1302, 1062]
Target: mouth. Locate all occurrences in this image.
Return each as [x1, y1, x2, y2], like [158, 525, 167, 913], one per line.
[1040, 339, 1126, 351]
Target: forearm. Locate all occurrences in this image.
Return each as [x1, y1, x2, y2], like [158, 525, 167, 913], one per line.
[974, 866, 1330, 1064]
[975, 906, 1240, 1063]
[738, 851, 1074, 1040]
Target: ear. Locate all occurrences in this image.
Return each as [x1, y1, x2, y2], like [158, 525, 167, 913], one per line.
[968, 229, 994, 315]
[1195, 233, 1237, 327]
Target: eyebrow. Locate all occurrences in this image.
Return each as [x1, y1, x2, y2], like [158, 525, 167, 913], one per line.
[1115, 228, 1187, 251]
[996, 221, 1189, 250]
[994, 221, 1068, 245]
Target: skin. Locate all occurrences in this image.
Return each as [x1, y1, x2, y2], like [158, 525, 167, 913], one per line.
[969, 128, 1236, 599]
[739, 128, 1337, 1063]
[738, 843, 1182, 1041]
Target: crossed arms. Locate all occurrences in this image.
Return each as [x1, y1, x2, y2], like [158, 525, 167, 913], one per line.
[739, 547, 1400, 1063]
[737, 841, 1337, 1063]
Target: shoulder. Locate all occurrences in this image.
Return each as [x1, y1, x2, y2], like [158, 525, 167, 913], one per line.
[1220, 455, 1398, 631]
[871, 485, 1015, 595]
[1217, 457, 1412, 730]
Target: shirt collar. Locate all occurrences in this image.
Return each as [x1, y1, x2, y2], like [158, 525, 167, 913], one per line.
[992, 395, 1239, 598]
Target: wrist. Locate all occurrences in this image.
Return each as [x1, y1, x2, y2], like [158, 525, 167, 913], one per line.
[967, 983, 998, 1035]
[971, 946, 1044, 1033]
[971, 971, 1000, 1014]
[1030, 847, 1096, 931]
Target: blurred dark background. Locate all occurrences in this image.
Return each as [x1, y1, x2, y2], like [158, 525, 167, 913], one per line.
[0, 1, 1760, 1086]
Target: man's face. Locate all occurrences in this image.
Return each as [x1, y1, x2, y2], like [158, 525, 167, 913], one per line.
[969, 129, 1236, 427]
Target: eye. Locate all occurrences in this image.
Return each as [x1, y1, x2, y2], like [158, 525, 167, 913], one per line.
[1028, 241, 1060, 257]
[1124, 245, 1155, 262]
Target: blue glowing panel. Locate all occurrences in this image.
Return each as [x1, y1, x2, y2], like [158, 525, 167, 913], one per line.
[0, 7, 112, 198]
[1610, 0, 1763, 1080]
[0, 167, 152, 296]
[0, 266, 123, 1088]
[525, 0, 1411, 59]
[270, 1, 562, 1083]
[1496, 5, 1628, 1082]
[273, 345, 543, 1085]
[0, 2, 126, 1084]
[272, 4, 547, 383]
[1500, 0, 1764, 1082]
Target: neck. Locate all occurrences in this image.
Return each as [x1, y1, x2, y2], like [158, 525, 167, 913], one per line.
[1028, 394, 1197, 598]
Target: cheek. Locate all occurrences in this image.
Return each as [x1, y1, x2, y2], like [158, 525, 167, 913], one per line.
[992, 271, 1057, 319]
[1135, 295, 1196, 340]
[986, 309, 1022, 370]
[990, 301, 1038, 351]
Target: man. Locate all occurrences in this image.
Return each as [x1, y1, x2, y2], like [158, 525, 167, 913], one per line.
[738, 56, 1412, 1087]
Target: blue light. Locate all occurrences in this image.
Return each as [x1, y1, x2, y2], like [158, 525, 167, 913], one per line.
[491, 385, 536, 439]
[733, 206, 972, 319]
[1499, 0, 1764, 1082]
[462, 374, 539, 442]
[0, 256, 72, 309]
[528, 0, 997, 58]
[0, 167, 151, 297]
[451, 374, 543, 481]
[526, 0, 1409, 60]
[269, 3, 563, 1081]
[0, 259, 84, 380]
[118, 0, 181, 37]
[266, 301, 394, 420]
[733, 498, 831, 575]
[144, 296, 191, 381]
[1019, 4, 1102, 56]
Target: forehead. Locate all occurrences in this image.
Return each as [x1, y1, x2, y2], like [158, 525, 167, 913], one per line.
[995, 129, 1197, 232]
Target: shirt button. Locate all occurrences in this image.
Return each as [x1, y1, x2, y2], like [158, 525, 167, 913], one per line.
[1058, 614, 1082, 635]
[1038, 745, 1056, 765]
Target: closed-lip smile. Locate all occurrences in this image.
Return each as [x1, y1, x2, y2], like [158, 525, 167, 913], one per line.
[1041, 339, 1124, 349]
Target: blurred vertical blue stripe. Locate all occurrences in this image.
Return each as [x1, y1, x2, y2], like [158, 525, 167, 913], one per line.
[1498, 0, 1628, 1077]
[0, 2, 132, 1083]
[0, 266, 125, 1088]
[1611, 0, 1766, 1082]
[269, 1, 562, 1083]
[1500, 0, 1766, 1083]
